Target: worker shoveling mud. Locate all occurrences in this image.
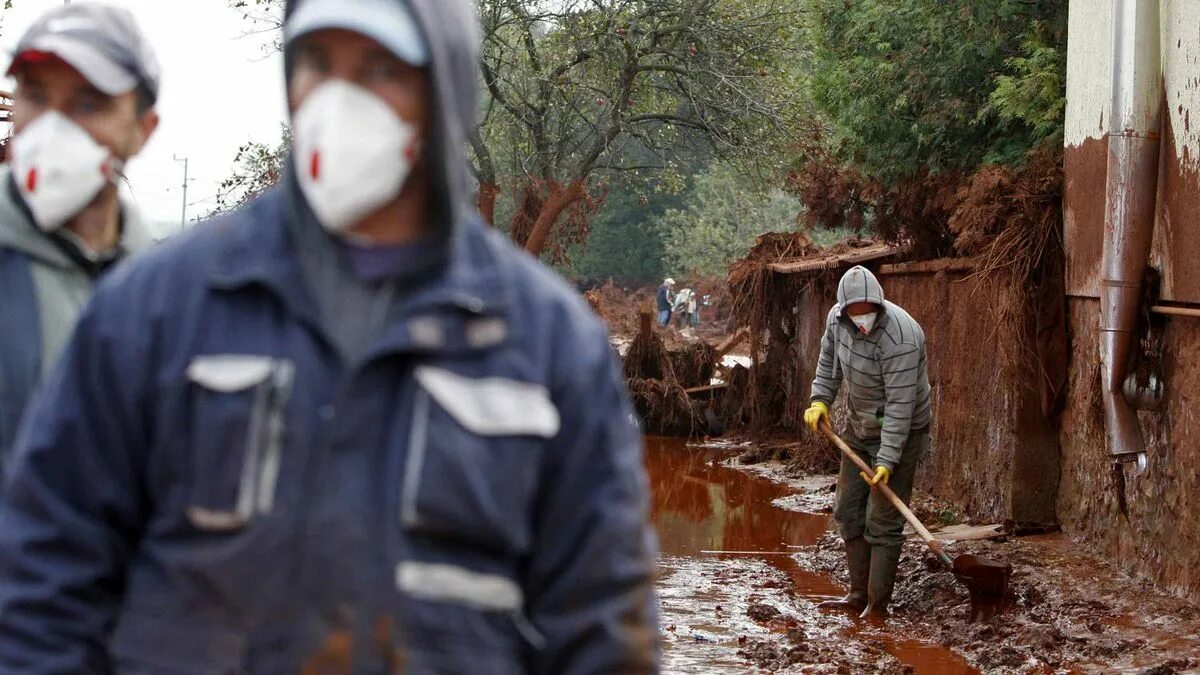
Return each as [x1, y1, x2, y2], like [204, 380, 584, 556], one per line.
[715, 444, 1200, 673]
[823, 422, 1012, 611]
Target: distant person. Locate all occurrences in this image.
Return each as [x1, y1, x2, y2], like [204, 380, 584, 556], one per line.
[0, 3, 159, 476]
[684, 289, 700, 327]
[672, 287, 697, 329]
[657, 277, 676, 326]
[804, 265, 931, 619]
[0, 0, 658, 671]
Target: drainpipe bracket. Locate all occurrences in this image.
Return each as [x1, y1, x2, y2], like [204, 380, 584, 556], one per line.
[1113, 452, 1149, 478]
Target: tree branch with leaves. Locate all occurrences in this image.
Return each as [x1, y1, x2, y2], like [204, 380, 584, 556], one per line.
[475, 0, 804, 256]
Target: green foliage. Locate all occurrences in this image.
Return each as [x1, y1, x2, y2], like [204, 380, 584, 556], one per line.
[658, 165, 803, 278]
[988, 25, 1066, 146]
[801, 0, 1066, 180]
[561, 185, 683, 284]
[475, 0, 806, 250]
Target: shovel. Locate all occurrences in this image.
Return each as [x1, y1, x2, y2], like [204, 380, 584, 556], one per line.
[821, 421, 1010, 601]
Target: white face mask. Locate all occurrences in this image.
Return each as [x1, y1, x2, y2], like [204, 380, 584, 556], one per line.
[851, 312, 878, 335]
[293, 80, 420, 236]
[10, 111, 116, 232]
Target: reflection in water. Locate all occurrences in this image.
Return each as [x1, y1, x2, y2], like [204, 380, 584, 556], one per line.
[647, 437, 978, 675]
[648, 438, 831, 559]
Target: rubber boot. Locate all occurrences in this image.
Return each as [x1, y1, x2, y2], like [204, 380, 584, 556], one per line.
[860, 544, 901, 619]
[818, 537, 870, 612]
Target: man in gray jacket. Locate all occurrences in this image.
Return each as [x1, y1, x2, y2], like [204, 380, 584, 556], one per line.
[0, 3, 158, 472]
[804, 265, 931, 618]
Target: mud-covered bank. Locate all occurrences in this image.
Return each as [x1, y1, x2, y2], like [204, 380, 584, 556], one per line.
[735, 459, 1200, 674]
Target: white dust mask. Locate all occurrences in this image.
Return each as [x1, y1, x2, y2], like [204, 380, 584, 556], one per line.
[293, 80, 420, 235]
[10, 111, 116, 232]
[851, 312, 878, 335]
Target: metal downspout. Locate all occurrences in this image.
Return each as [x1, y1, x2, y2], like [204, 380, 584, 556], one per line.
[1100, 0, 1162, 476]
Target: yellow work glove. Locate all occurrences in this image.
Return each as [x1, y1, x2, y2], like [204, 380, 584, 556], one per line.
[803, 401, 829, 433]
[860, 465, 891, 487]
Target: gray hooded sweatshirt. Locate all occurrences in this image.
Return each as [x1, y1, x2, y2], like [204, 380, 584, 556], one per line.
[810, 265, 931, 470]
[0, 168, 153, 375]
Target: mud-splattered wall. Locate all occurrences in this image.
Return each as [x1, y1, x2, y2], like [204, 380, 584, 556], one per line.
[1065, 0, 1200, 302]
[1062, 0, 1200, 600]
[879, 267, 1060, 527]
[1059, 300, 1200, 600]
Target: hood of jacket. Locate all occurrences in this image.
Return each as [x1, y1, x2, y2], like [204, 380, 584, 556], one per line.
[283, 0, 481, 256]
[0, 167, 153, 271]
[836, 265, 886, 315]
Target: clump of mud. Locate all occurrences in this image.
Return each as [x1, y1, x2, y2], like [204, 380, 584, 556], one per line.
[738, 627, 910, 674]
[622, 324, 718, 392]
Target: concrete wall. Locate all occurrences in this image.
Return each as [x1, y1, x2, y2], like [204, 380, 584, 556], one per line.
[1061, 0, 1200, 599]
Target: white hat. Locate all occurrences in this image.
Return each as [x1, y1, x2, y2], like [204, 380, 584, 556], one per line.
[9, 4, 161, 102]
[286, 0, 429, 67]
[664, 278, 676, 286]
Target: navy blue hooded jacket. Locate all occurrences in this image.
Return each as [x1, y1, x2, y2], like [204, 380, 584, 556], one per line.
[0, 0, 659, 672]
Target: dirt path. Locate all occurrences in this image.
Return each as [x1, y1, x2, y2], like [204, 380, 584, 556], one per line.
[649, 438, 1200, 674]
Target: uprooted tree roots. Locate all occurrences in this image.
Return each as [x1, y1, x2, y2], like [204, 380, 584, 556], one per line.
[624, 324, 720, 437]
[627, 379, 701, 437]
[949, 142, 1067, 409]
[726, 232, 841, 434]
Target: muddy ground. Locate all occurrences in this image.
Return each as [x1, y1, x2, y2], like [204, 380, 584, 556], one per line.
[737, 460, 1200, 674]
[651, 438, 1200, 674]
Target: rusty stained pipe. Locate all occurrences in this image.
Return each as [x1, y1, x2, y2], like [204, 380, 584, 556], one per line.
[1100, 0, 1162, 475]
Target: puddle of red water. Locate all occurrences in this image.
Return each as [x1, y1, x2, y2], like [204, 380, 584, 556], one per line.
[647, 437, 979, 674]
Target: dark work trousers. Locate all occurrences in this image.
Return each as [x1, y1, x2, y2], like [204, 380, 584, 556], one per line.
[832, 426, 929, 546]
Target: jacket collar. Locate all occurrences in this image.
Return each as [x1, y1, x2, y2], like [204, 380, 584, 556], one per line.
[0, 169, 154, 275]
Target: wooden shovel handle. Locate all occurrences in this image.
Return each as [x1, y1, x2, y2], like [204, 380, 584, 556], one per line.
[821, 420, 953, 567]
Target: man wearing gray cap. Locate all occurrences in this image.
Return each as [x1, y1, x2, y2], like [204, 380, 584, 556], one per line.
[0, 3, 159, 476]
[0, 0, 658, 673]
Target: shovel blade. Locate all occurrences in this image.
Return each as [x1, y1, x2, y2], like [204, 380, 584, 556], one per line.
[952, 554, 1011, 599]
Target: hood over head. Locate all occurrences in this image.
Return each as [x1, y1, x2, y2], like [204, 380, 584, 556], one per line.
[283, 0, 480, 247]
[836, 265, 885, 315]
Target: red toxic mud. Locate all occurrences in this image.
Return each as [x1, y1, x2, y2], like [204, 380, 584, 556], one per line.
[646, 437, 978, 674]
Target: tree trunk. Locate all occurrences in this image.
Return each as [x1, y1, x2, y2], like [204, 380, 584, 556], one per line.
[523, 179, 585, 256]
[477, 182, 500, 226]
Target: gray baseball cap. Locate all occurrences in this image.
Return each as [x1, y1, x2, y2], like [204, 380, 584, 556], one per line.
[8, 3, 161, 104]
[285, 0, 429, 67]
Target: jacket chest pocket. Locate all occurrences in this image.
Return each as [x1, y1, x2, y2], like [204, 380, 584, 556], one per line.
[400, 366, 559, 555]
[183, 354, 294, 532]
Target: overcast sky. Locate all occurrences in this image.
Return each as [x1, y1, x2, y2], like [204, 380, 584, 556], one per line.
[0, 0, 289, 237]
